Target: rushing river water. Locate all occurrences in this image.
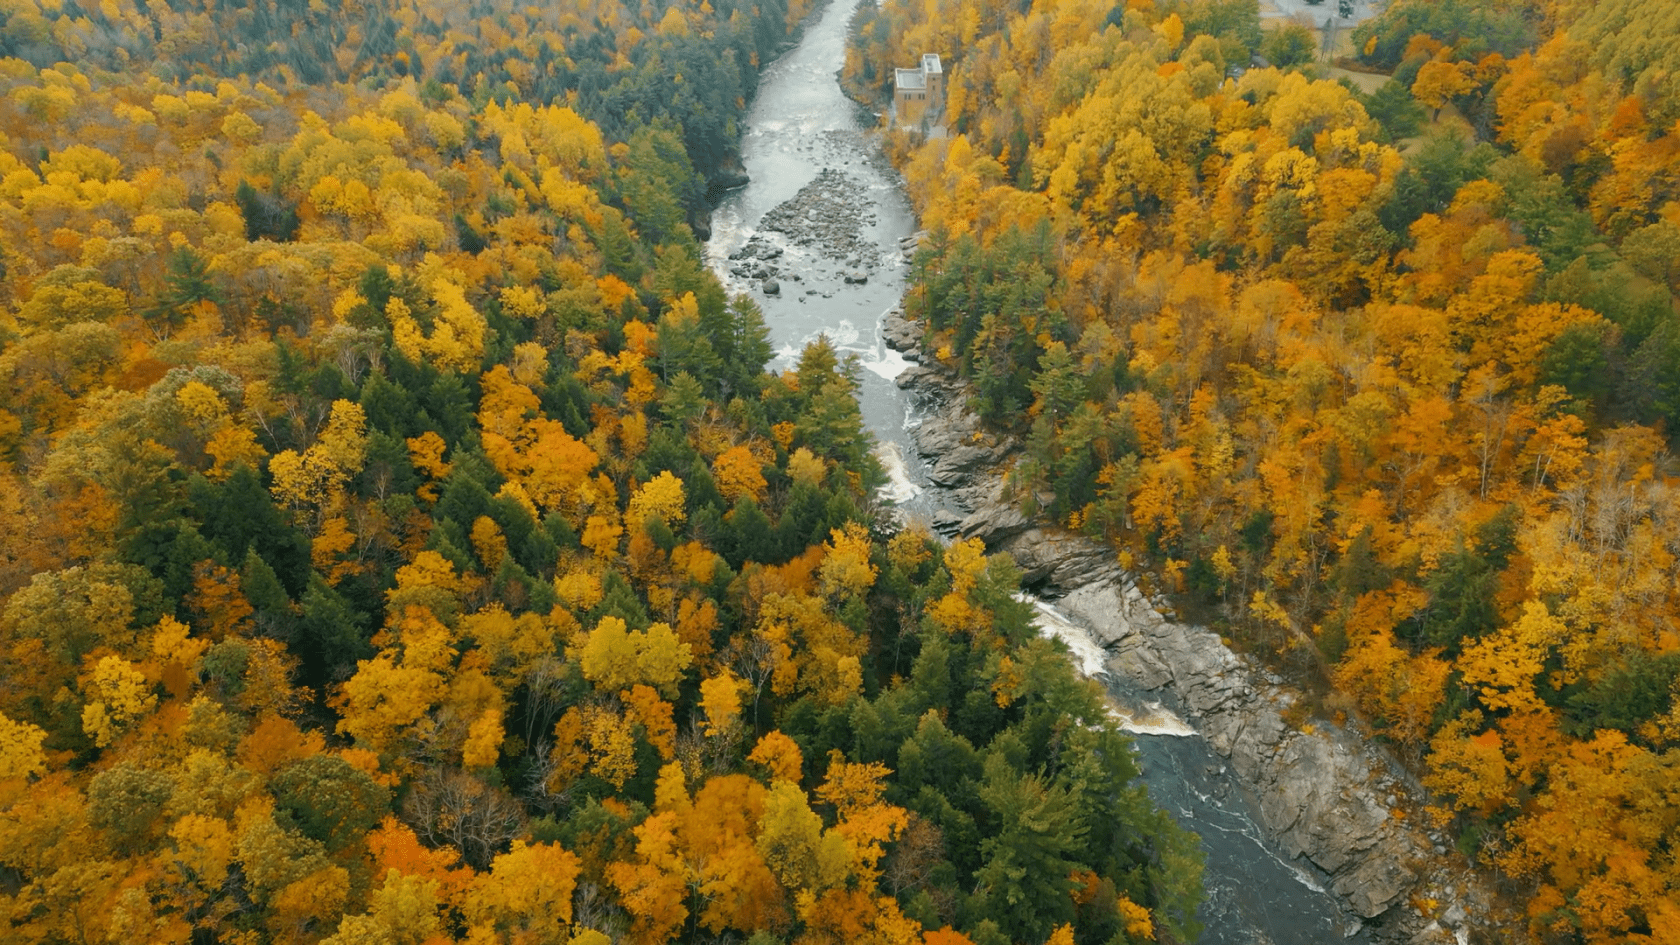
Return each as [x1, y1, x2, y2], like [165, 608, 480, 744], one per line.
[706, 3, 1370, 941]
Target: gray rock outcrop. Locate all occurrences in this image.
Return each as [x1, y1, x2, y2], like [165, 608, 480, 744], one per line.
[881, 308, 922, 354]
[907, 394, 1013, 488]
[1057, 580, 1423, 920]
[899, 229, 929, 262]
[881, 309, 1426, 929]
[954, 485, 1126, 588]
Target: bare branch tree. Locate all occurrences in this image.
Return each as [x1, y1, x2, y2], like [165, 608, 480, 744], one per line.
[402, 768, 525, 869]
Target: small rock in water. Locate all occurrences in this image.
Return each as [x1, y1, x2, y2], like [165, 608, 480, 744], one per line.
[762, 280, 780, 295]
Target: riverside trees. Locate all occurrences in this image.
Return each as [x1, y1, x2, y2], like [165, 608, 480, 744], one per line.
[0, 0, 1199, 942]
[853, 0, 1680, 938]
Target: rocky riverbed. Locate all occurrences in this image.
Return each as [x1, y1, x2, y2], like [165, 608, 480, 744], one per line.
[883, 308, 1497, 945]
[725, 164, 885, 293]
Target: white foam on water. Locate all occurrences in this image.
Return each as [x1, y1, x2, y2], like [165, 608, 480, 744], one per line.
[704, 218, 752, 285]
[863, 345, 912, 382]
[1108, 703, 1199, 738]
[1284, 862, 1328, 895]
[807, 319, 859, 348]
[873, 441, 921, 504]
[1025, 595, 1198, 738]
[710, 214, 750, 246]
[1023, 594, 1109, 676]
[902, 399, 933, 430]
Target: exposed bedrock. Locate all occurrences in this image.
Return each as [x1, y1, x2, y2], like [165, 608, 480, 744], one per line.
[884, 310, 1435, 931]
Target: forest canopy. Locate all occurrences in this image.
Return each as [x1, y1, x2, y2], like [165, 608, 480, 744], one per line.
[0, 0, 1202, 943]
[848, 0, 1680, 939]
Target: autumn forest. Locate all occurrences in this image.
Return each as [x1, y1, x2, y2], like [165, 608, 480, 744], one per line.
[848, 0, 1680, 939]
[0, 0, 1205, 942]
[0, 0, 1677, 940]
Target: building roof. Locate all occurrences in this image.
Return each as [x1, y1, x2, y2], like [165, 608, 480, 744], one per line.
[895, 67, 926, 90]
[921, 53, 942, 74]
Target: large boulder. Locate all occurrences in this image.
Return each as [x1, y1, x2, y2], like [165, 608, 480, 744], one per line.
[881, 309, 923, 352]
[994, 528, 1123, 589]
[956, 502, 1031, 544]
[928, 444, 994, 486]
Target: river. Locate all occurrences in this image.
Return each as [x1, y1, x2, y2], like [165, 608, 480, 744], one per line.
[705, 2, 1372, 941]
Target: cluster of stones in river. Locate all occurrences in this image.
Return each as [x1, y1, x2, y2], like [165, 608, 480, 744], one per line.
[741, 167, 880, 294]
[726, 235, 785, 292]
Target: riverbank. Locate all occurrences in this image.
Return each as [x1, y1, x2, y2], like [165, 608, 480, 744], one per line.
[884, 308, 1500, 945]
[705, 0, 1508, 936]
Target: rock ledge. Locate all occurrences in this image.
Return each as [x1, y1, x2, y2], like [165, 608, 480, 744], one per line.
[881, 309, 1452, 935]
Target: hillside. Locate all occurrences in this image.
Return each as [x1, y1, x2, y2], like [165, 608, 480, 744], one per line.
[849, 0, 1680, 939]
[0, 0, 1203, 943]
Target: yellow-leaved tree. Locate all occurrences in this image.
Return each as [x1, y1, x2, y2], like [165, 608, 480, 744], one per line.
[627, 471, 686, 530]
[268, 399, 368, 528]
[388, 271, 486, 373]
[577, 616, 693, 697]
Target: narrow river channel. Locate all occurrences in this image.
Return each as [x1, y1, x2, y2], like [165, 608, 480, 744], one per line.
[705, 3, 1373, 940]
